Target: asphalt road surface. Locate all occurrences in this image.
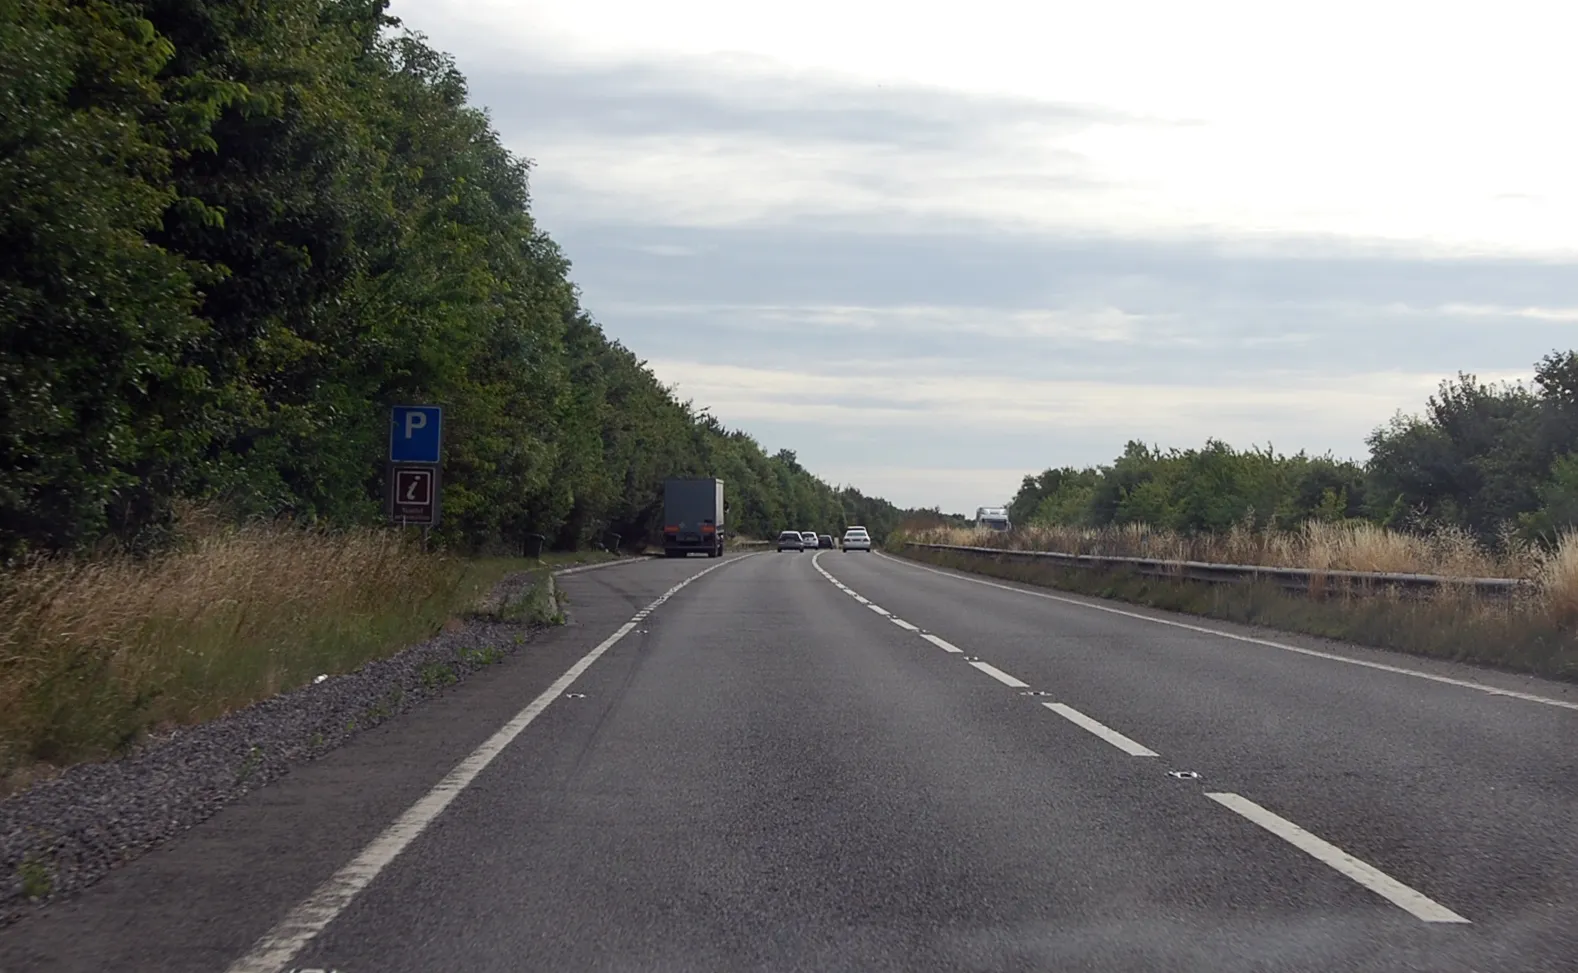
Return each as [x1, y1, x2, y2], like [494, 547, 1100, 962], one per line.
[3, 549, 1576, 973]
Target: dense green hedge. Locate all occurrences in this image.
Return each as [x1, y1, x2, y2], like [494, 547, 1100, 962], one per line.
[1009, 352, 1578, 546]
[0, 0, 925, 557]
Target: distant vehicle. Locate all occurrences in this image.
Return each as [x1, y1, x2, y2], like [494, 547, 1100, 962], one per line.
[800, 531, 818, 549]
[842, 527, 871, 552]
[818, 534, 834, 549]
[663, 478, 725, 557]
[776, 530, 804, 552]
[976, 506, 1011, 532]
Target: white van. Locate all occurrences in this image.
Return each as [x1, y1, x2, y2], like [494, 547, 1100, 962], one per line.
[975, 506, 1011, 532]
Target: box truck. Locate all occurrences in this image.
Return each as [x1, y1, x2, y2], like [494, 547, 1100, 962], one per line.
[663, 478, 725, 557]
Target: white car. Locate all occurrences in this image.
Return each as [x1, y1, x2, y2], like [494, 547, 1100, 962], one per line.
[800, 531, 819, 549]
[841, 528, 871, 552]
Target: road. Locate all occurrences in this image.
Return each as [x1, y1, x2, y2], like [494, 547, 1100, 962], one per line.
[3, 549, 1576, 972]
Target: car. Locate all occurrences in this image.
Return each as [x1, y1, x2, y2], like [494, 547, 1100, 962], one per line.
[818, 534, 834, 549]
[800, 531, 818, 549]
[841, 528, 871, 552]
[776, 530, 804, 552]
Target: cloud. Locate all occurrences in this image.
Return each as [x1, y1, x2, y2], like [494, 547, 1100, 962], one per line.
[557, 223, 1578, 384]
[607, 303, 1152, 343]
[812, 466, 1035, 515]
[561, 222, 1573, 499]
[394, 0, 1578, 255]
[625, 243, 698, 258]
[549, 221, 1578, 313]
[442, 46, 1144, 234]
[1434, 304, 1578, 322]
[647, 359, 1455, 433]
[467, 59, 1131, 149]
[379, 1, 1578, 509]
[442, 47, 1578, 255]
[642, 356, 1522, 513]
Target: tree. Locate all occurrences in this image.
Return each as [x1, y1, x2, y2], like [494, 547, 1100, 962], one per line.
[1365, 374, 1541, 539]
[0, 0, 218, 556]
[0, 0, 908, 558]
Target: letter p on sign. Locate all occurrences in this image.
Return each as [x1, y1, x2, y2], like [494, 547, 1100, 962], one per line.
[389, 405, 442, 463]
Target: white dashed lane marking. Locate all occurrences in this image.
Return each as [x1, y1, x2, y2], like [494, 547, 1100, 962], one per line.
[813, 549, 1476, 928]
[1042, 702, 1159, 757]
[877, 552, 1578, 713]
[921, 633, 964, 653]
[1206, 792, 1471, 924]
[967, 660, 1031, 689]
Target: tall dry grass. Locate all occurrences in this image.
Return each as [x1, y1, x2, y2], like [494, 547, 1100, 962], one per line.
[894, 520, 1578, 641]
[905, 521, 1542, 578]
[1534, 530, 1578, 628]
[0, 516, 475, 793]
[898, 544, 1578, 681]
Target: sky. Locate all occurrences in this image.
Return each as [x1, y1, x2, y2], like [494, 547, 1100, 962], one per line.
[388, 0, 1578, 514]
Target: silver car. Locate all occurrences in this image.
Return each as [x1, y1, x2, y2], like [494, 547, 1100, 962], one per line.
[777, 530, 804, 552]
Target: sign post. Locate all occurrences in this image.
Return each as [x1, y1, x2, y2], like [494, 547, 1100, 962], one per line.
[388, 405, 443, 528]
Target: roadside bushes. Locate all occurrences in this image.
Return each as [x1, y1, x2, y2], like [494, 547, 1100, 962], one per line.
[1007, 353, 1578, 549]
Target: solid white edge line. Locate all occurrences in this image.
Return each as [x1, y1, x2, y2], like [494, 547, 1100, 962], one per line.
[891, 618, 920, 631]
[968, 660, 1030, 688]
[555, 549, 756, 578]
[1204, 792, 1470, 923]
[1041, 702, 1159, 756]
[551, 558, 639, 577]
[225, 554, 755, 973]
[878, 552, 1578, 712]
[921, 633, 964, 653]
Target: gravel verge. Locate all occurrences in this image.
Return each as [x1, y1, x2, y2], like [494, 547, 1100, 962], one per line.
[0, 568, 559, 925]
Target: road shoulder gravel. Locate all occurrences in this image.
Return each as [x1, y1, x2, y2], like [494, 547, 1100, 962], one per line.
[0, 560, 634, 932]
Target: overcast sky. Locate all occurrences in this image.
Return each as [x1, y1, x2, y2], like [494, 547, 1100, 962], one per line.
[389, 0, 1578, 514]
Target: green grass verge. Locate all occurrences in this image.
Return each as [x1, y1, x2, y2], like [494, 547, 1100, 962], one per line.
[894, 546, 1578, 683]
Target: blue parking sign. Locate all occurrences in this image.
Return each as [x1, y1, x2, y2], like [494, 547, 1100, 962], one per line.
[390, 405, 443, 463]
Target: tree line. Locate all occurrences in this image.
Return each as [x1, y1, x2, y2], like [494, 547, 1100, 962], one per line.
[1008, 351, 1578, 546]
[0, 0, 922, 559]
